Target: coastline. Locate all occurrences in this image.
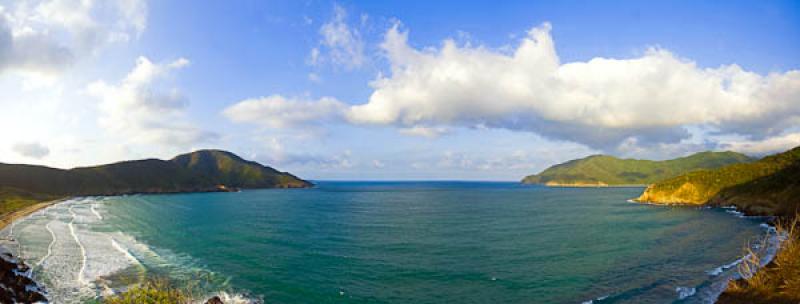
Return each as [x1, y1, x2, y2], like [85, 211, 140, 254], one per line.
[0, 198, 66, 303]
[524, 182, 648, 188]
[0, 197, 68, 231]
[634, 198, 785, 302]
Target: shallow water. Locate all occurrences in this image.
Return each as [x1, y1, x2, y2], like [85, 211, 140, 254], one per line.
[0, 182, 775, 303]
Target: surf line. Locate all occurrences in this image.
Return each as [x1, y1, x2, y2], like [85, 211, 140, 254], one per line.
[35, 221, 57, 268]
[111, 238, 141, 265]
[90, 203, 103, 221]
[68, 204, 88, 285]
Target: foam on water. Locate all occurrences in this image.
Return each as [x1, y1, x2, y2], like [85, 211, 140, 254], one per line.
[676, 286, 697, 299]
[35, 222, 56, 267]
[0, 197, 256, 303]
[581, 294, 610, 304]
[693, 221, 783, 303]
[67, 204, 88, 285]
[0, 199, 141, 302]
[91, 203, 103, 221]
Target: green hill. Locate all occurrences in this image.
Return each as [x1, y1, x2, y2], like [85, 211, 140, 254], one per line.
[521, 151, 753, 186]
[636, 146, 800, 216]
[0, 149, 312, 198]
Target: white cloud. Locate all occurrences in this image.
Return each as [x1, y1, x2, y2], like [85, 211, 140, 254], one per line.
[720, 132, 800, 156]
[222, 95, 347, 128]
[310, 4, 365, 69]
[12, 142, 49, 159]
[87, 56, 215, 148]
[372, 159, 385, 168]
[398, 126, 449, 138]
[347, 22, 800, 149]
[0, 0, 147, 76]
[230, 22, 800, 153]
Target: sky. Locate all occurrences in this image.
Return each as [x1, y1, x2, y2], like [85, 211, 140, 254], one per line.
[0, 0, 799, 181]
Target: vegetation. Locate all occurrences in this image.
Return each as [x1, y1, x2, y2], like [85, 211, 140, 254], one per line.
[521, 151, 752, 186]
[0, 149, 312, 198]
[717, 217, 800, 304]
[0, 187, 58, 218]
[102, 279, 191, 304]
[636, 146, 800, 215]
[709, 159, 800, 216]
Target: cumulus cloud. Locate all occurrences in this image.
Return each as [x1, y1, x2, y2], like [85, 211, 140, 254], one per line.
[12, 142, 49, 159]
[0, 0, 147, 76]
[87, 56, 215, 148]
[348, 22, 800, 149]
[228, 22, 800, 153]
[309, 4, 365, 69]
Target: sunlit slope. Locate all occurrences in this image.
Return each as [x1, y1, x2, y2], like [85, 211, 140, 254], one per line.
[522, 151, 752, 186]
[637, 146, 800, 215]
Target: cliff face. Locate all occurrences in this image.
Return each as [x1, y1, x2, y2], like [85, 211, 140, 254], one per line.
[636, 146, 800, 215]
[522, 151, 752, 186]
[0, 149, 312, 197]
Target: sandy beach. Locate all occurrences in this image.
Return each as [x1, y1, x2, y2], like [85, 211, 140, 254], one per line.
[0, 198, 66, 231]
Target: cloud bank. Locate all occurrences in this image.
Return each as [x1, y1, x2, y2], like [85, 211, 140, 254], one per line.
[226, 22, 800, 153]
[0, 0, 147, 76]
[88, 56, 215, 148]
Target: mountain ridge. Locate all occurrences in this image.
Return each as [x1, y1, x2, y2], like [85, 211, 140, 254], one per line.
[521, 151, 754, 186]
[636, 146, 800, 216]
[0, 149, 312, 198]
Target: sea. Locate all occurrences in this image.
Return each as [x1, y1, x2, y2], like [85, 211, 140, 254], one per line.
[0, 181, 779, 303]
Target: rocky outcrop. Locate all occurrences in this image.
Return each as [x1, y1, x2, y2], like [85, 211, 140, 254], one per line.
[0, 252, 47, 303]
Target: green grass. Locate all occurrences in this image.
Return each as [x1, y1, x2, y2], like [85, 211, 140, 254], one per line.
[102, 279, 191, 304]
[521, 151, 753, 185]
[0, 187, 56, 218]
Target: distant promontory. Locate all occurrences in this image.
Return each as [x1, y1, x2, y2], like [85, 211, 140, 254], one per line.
[0, 149, 312, 200]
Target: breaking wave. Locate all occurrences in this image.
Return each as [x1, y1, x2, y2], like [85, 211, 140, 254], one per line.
[0, 198, 256, 303]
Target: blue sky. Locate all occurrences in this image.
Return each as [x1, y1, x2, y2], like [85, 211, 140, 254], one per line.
[1, 0, 799, 180]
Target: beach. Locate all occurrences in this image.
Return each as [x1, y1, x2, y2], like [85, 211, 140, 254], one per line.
[0, 199, 60, 303]
[0, 198, 66, 231]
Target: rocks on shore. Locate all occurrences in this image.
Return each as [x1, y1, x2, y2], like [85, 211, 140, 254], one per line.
[0, 252, 47, 303]
[205, 296, 224, 304]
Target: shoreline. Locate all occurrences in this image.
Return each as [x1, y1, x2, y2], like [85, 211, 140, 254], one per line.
[634, 198, 785, 302]
[524, 182, 648, 188]
[0, 198, 66, 303]
[0, 197, 68, 231]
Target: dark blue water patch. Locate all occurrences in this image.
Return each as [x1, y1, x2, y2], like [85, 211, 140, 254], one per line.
[98, 182, 766, 303]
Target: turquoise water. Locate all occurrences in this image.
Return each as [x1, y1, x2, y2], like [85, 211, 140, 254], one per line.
[2, 182, 775, 303]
